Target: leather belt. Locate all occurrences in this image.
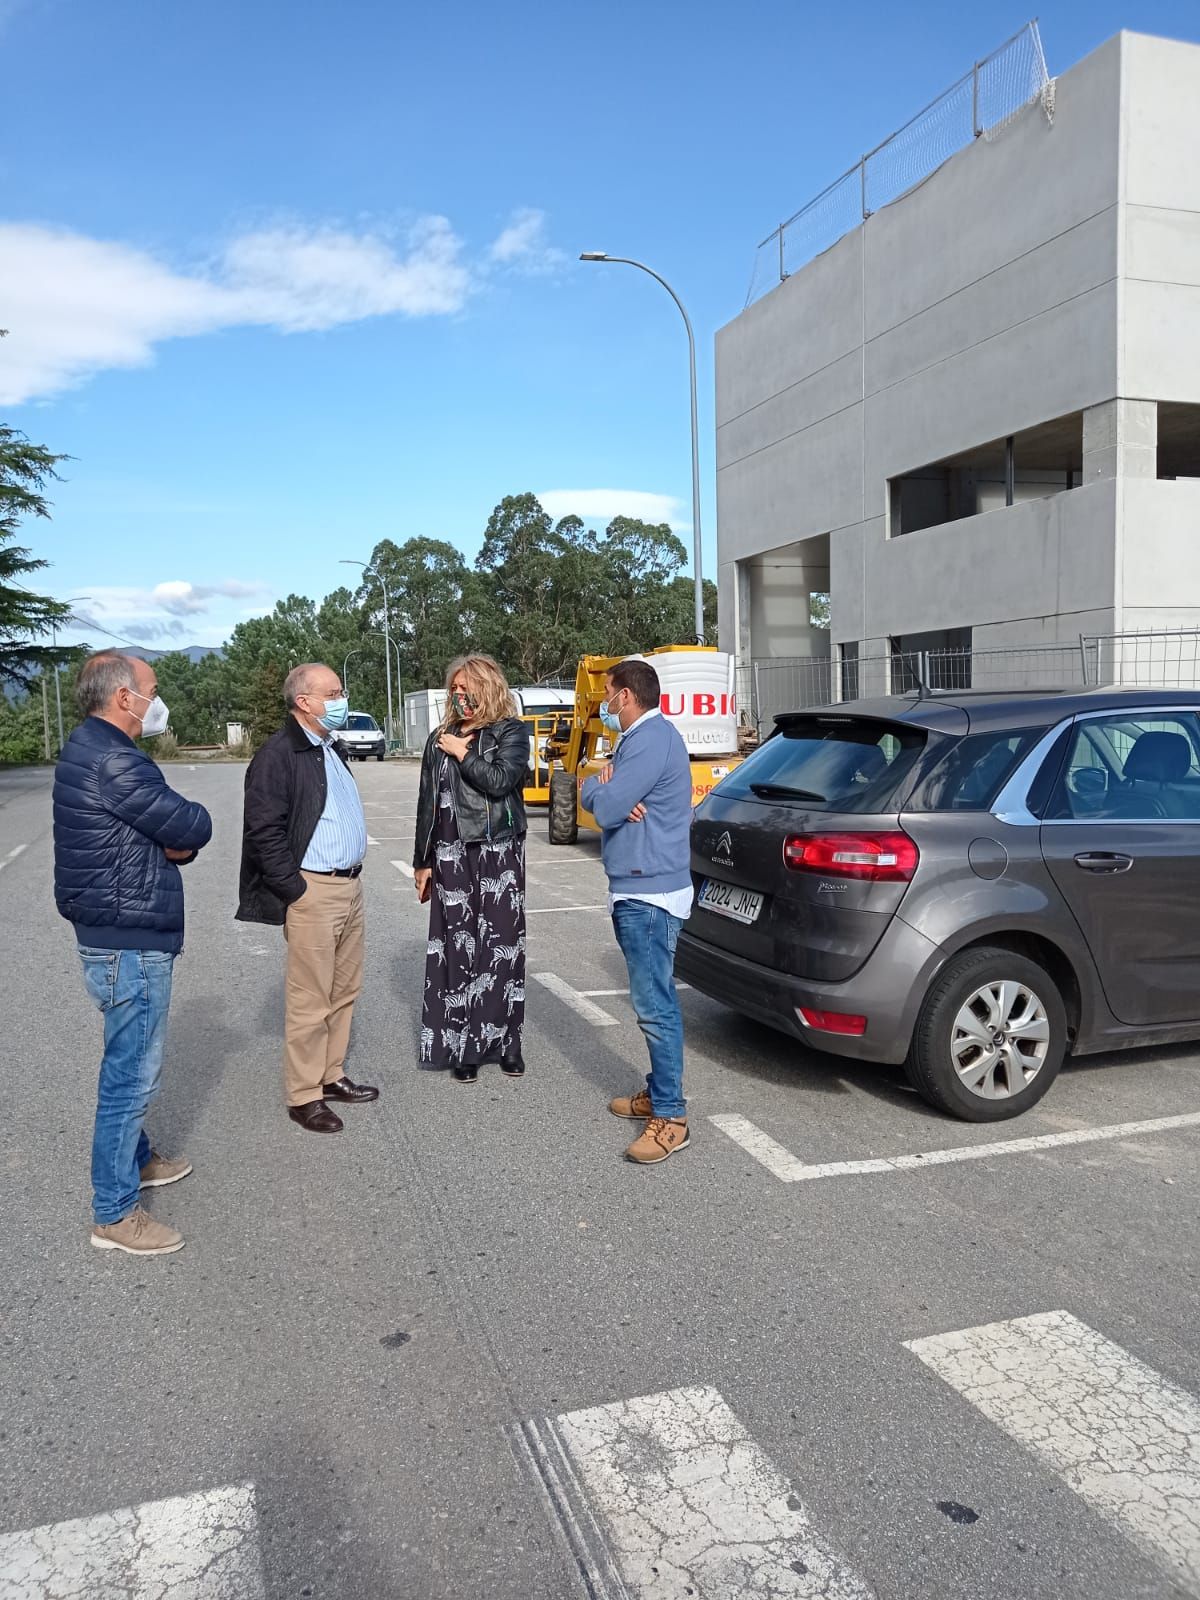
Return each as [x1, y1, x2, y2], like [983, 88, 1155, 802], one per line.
[304, 864, 363, 879]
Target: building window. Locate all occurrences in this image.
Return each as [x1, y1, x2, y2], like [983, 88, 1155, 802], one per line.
[890, 628, 972, 692]
[838, 641, 859, 701]
[889, 412, 1084, 537]
[1158, 403, 1200, 480]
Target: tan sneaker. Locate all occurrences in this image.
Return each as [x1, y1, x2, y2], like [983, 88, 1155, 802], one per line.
[609, 1088, 654, 1120]
[140, 1151, 193, 1188]
[625, 1117, 690, 1165]
[91, 1207, 184, 1256]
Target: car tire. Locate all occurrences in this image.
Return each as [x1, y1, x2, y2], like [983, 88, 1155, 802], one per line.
[548, 768, 578, 845]
[905, 945, 1067, 1123]
[376, 752, 385, 762]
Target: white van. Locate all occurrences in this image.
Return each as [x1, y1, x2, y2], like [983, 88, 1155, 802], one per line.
[340, 712, 386, 761]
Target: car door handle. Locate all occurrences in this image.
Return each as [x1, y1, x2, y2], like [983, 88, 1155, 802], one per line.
[1074, 852, 1134, 873]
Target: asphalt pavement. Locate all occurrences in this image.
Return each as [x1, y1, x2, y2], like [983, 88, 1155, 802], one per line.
[1, 759, 1198, 1600]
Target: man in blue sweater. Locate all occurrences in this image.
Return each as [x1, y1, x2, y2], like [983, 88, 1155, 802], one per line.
[580, 657, 694, 1163]
[53, 652, 212, 1256]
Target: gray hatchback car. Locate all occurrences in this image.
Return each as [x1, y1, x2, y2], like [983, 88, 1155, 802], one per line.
[677, 688, 1200, 1121]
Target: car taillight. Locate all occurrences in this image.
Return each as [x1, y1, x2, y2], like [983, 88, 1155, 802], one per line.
[782, 831, 919, 882]
[798, 1007, 868, 1036]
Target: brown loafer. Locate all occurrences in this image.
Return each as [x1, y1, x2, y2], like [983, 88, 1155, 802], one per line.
[288, 1100, 344, 1134]
[323, 1076, 379, 1103]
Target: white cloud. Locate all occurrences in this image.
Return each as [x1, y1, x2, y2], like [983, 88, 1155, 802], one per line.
[539, 489, 685, 529]
[0, 216, 473, 404]
[67, 580, 271, 643]
[488, 208, 565, 275]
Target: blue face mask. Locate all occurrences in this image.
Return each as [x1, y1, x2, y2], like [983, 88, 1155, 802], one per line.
[319, 696, 349, 731]
[598, 699, 623, 734]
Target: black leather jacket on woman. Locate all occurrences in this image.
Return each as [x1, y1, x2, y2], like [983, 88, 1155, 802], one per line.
[413, 717, 528, 869]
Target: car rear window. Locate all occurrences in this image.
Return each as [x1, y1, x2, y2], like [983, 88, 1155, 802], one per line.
[718, 716, 927, 813]
[906, 727, 1042, 812]
[347, 714, 379, 731]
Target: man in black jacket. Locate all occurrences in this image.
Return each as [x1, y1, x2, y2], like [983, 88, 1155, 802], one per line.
[237, 662, 378, 1132]
[53, 652, 212, 1257]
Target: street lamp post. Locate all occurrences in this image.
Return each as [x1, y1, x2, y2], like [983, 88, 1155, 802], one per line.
[579, 252, 705, 644]
[343, 647, 362, 701]
[341, 560, 395, 745]
[370, 631, 404, 751]
[51, 596, 93, 753]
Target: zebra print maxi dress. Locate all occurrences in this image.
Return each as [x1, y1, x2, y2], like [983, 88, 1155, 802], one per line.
[420, 755, 526, 1070]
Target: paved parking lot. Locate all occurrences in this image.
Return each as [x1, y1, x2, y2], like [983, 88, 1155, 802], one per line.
[2, 760, 1198, 1599]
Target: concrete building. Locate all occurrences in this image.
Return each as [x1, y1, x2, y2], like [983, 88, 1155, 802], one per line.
[716, 29, 1200, 701]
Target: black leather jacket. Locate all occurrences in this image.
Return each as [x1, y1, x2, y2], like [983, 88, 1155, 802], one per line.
[414, 717, 528, 868]
[237, 717, 354, 925]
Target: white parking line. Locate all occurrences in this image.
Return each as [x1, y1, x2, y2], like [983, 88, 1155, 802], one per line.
[519, 1385, 872, 1598]
[533, 973, 619, 1027]
[366, 834, 379, 846]
[390, 859, 414, 878]
[579, 985, 691, 996]
[0, 843, 27, 874]
[710, 1109, 1200, 1183]
[0, 1481, 265, 1598]
[527, 905, 608, 915]
[907, 1311, 1200, 1592]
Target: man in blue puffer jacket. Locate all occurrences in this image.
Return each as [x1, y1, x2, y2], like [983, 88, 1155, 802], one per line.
[53, 651, 212, 1257]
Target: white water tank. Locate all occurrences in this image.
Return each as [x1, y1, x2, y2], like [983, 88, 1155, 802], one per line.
[633, 651, 738, 757]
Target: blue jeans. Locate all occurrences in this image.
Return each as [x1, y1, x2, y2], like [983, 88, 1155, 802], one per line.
[611, 899, 686, 1120]
[79, 948, 176, 1225]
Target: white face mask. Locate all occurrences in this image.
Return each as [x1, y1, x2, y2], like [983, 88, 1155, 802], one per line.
[128, 689, 170, 738]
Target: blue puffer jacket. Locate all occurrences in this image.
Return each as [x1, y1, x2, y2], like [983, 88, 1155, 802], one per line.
[53, 717, 213, 954]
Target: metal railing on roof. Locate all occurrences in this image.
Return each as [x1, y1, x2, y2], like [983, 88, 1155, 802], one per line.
[745, 21, 1054, 307]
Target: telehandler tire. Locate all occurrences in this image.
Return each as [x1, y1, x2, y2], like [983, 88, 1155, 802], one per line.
[548, 768, 579, 845]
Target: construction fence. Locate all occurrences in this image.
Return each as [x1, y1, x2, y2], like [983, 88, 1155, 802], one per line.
[737, 630, 1200, 736]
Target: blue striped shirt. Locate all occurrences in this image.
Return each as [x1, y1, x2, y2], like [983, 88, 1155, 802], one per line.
[301, 729, 368, 871]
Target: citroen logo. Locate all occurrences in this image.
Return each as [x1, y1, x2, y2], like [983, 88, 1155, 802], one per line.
[714, 830, 733, 859]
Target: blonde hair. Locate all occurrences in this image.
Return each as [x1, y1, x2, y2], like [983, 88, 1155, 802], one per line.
[441, 654, 516, 729]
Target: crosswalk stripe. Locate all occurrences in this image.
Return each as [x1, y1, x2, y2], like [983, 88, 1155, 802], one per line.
[0, 1481, 264, 1598]
[906, 1311, 1200, 1593]
[522, 1385, 872, 1598]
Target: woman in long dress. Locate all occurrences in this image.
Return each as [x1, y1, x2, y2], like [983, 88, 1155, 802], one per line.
[412, 655, 528, 1082]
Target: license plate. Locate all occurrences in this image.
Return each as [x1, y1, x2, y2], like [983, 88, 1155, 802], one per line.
[698, 878, 764, 924]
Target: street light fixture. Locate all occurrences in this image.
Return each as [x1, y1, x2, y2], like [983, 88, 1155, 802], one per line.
[341, 560, 395, 745]
[579, 252, 706, 643]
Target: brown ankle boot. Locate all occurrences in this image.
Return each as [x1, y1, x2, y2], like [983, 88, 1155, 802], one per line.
[609, 1088, 653, 1119]
[625, 1117, 690, 1165]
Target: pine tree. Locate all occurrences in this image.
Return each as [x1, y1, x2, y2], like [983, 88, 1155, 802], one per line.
[0, 424, 71, 685]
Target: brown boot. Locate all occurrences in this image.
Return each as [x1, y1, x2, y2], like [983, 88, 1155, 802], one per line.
[140, 1150, 193, 1188]
[609, 1088, 653, 1120]
[625, 1117, 690, 1165]
[91, 1207, 184, 1256]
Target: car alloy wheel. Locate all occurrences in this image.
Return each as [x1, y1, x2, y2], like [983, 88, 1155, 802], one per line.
[951, 980, 1051, 1100]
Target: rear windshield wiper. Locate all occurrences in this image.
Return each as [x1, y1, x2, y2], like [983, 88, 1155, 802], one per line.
[749, 782, 825, 802]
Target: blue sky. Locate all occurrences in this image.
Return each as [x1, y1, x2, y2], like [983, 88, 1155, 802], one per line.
[3, 0, 1199, 651]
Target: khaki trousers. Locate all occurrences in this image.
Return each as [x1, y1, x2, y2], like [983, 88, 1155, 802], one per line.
[282, 871, 365, 1107]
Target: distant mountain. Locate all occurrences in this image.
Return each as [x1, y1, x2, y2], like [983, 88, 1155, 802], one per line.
[121, 645, 224, 665]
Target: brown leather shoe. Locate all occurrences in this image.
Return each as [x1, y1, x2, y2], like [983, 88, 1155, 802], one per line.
[288, 1100, 344, 1133]
[609, 1088, 653, 1120]
[625, 1117, 690, 1164]
[323, 1076, 379, 1103]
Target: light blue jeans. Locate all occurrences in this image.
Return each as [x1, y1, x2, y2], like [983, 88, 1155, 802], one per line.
[78, 948, 176, 1225]
[611, 899, 687, 1120]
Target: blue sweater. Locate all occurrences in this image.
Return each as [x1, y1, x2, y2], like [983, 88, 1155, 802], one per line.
[580, 712, 692, 894]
